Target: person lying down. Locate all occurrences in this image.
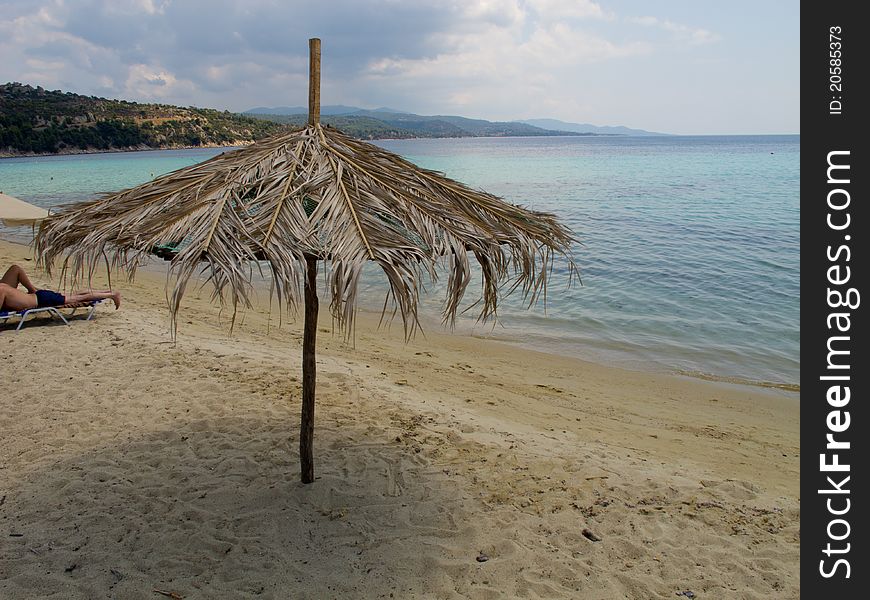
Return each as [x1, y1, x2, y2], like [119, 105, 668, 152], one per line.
[0, 264, 121, 313]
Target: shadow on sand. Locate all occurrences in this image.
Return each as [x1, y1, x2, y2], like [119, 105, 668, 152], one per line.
[1, 415, 478, 600]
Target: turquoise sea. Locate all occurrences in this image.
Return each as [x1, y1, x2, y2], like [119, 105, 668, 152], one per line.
[0, 135, 800, 389]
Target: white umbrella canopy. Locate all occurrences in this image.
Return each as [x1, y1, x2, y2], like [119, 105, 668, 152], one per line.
[0, 192, 50, 226]
[36, 39, 579, 483]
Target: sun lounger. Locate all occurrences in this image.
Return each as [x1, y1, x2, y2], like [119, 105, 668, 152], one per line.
[0, 300, 103, 331]
[152, 236, 193, 260]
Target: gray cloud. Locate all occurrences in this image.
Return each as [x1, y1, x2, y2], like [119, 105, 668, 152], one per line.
[0, 1, 798, 134]
[58, 1, 462, 72]
[16, 0, 474, 109]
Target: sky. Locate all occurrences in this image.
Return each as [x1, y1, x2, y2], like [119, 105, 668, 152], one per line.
[0, 0, 799, 135]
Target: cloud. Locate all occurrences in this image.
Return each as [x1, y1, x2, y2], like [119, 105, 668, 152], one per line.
[631, 15, 722, 45]
[522, 23, 649, 64]
[0, 0, 796, 134]
[528, 0, 614, 21]
[0, 0, 644, 116]
[357, 23, 650, 122]
[351, 0, 647, 120]
[124, 63, 197, 100]
[456, 0, 526, 28]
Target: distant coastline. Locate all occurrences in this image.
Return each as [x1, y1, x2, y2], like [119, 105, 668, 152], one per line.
[1, 133, 800, 160]
[1, 82, 795, 160]
[1, 82, 645, 158]
[0, 141, 251, 160]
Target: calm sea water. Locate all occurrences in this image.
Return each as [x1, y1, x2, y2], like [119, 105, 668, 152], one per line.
[0, 136, 800, 388]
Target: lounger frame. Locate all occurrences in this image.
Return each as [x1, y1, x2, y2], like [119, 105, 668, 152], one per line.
[0, 301, 101, 331]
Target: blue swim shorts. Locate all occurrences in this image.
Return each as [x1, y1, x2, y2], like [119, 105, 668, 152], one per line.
[35, 289, 66, 308]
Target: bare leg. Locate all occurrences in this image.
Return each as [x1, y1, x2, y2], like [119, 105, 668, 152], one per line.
[64, 290, 121, 310]
[0, 283, 38, 312]
[0, 264, 37, 293]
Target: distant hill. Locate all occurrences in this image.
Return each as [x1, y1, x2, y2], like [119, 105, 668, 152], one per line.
[244, 106, 664, 138]
[356, 110, 574, 137]
[241, 113, 420, 140]
[0, 83, 290, 156]
[247, 105, 412, 116]
[1, 82, 661, 157]
[246, 105, 366, 116]
[518, 118, 668, 136]
[245, 107, 590, 139]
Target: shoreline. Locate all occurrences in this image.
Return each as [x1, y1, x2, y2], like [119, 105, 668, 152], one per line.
[0, 133, 800, 160]
[0, 141, 252, 160]
[0, 236, 799, 394]
[0, 133, 619, 160]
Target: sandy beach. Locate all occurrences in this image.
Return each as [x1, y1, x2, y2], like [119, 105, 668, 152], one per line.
[0, 238, 799, 599]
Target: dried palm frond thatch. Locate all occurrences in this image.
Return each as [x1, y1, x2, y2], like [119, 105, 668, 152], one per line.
[35, 39, 578, 483]
[36, 123, 576, 334]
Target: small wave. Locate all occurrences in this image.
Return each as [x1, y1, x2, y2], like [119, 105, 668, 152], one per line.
[675, 369, 800, 393]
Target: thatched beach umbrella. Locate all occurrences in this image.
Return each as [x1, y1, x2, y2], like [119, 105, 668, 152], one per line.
[36, 39, 577, 483]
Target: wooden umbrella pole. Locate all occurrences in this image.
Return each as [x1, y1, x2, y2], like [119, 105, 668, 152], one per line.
[308, 38, 321, 126]
[300, 255, 318, 483]
[300, 37, 321, 484]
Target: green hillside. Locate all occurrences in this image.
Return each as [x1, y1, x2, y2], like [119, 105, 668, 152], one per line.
[0, 83, 290, 155]
[250, 109, 587, 138]
[1, 82, 589, 156]
[244, 113, 419, 139]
